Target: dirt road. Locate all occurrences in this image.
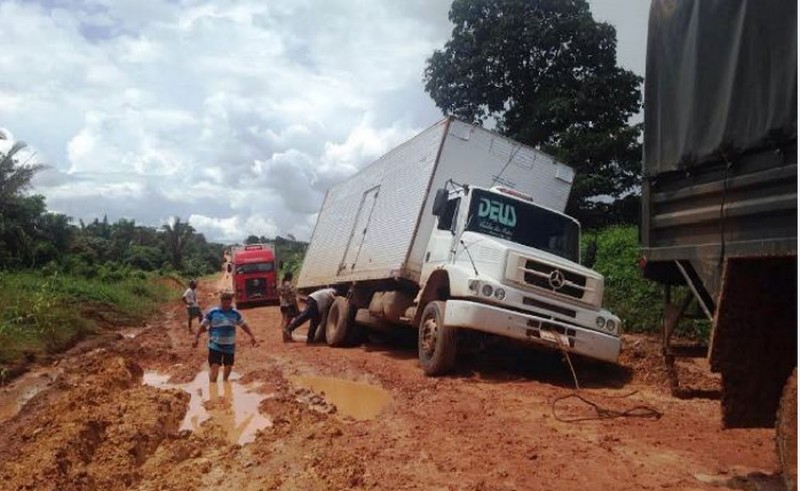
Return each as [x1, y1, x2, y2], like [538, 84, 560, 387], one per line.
[0, 276, 782, 490]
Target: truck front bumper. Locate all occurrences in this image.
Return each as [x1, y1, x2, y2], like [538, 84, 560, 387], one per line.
[443, 299, 621, 364]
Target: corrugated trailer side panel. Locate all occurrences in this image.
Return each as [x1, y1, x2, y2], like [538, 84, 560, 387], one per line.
[406, 120, 575, 277]
[297, 120, 448, 289]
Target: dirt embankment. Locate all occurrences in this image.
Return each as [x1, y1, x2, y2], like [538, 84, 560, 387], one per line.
[0, 276, 782, 491]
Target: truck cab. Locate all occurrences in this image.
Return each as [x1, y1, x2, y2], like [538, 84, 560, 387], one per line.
[231, 244, 279, 308]
[421, 185, 621, 366]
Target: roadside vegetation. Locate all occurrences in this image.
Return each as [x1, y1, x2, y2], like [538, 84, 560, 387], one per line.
[585, 225, 711, 340]
[0, 136, 214, 372]
[0, 270, 178, 370]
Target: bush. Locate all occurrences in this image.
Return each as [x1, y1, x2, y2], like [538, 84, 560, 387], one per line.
[0, 270, 177, 367]
[584, 225, 711, 339]
[583, 226, 662, 333]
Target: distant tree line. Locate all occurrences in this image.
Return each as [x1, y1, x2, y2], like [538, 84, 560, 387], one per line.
[0, 142, 223, 279]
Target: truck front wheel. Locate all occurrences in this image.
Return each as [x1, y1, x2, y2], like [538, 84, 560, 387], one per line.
[418, 301, 457, 376]
[326, 297, 354, 347]
[776, 368, 797, 491]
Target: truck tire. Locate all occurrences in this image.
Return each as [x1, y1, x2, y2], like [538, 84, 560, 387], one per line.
[418, 301, 457, 376]
[314, 306, 329, 344]
[326, 297, 354, 347]
[777, 368, 797, 491]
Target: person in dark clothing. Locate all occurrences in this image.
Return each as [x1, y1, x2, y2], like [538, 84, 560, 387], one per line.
[283, 287, 336, 344]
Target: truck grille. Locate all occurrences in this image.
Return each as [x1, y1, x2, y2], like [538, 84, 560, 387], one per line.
[523, 260, 587, 301]
[245, 278, 267, 299]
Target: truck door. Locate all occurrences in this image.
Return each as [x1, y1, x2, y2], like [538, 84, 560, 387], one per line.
[339, 185, 380, 274]
[422, 197, 460, 279]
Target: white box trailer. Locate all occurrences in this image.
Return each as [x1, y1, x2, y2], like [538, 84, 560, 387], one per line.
[298, 117, 575, 290]
[295, 117, 620, 375]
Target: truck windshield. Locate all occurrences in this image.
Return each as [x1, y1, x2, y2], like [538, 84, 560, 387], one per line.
[465, 189, 579, 262]
[235, 262, 274, 274]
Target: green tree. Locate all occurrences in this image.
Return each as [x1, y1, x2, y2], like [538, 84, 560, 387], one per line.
[245, 235, 260, 245]
[0, 137, 49, 268]
[424, 0, 642, 226]
[160, 217, 195, 270]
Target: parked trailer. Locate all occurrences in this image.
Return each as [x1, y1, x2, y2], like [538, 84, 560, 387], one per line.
[298, 117, 622, 375]
[640, 0, 797, 488]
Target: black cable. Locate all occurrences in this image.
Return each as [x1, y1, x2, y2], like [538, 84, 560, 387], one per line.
[548, 329, 663, 423]
[717, 154, 733, 270]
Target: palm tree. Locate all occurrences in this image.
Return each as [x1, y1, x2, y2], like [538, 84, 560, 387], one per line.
[0, 137, 42, 203]
[161, 217, 195, 269]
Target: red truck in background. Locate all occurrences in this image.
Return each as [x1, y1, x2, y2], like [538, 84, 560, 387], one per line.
[231, 244, 279, 308]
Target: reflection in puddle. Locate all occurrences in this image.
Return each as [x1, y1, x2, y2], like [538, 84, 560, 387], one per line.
[0, 369, 60, 423]
[290, 375, 391, 421]
[143, 371, 272, 445]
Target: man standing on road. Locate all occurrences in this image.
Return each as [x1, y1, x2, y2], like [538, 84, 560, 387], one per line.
[182, 280, 203, 334]
[283, 287, 336, 344]
[277, 272, 299, 334]
[193, 291, 258, 382]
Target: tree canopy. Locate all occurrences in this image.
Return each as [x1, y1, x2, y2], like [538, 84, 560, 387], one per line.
[424, 0, 643, 226]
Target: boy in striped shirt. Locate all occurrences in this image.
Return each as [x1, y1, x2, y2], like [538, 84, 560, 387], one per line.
[193, 291, 258, 382]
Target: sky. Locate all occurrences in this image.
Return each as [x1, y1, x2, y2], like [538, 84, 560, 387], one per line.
[0, 0, 650, 243]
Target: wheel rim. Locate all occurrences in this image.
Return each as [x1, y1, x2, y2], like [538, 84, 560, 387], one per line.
[420, 315, 438, 358]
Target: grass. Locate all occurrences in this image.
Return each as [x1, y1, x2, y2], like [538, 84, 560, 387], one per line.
[0, 270, 180, 368]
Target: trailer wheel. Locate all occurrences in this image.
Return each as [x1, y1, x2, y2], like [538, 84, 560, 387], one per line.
[776, 368, 797, 491]
[326, 297, 354, 347]
[418, 301, 457, 376]
[313, 305, 329, 344]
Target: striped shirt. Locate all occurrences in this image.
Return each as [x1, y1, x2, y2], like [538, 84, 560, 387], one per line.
[201, 307, 245, 354]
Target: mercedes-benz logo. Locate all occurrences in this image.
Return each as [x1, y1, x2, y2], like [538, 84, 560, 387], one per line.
[548, 269, 566, 290]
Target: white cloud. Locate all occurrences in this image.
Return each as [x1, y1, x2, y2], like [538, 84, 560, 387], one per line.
[4, 0, 646, 242]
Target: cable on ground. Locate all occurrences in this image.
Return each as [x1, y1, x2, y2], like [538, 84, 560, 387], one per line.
[548, 329, 663, 423]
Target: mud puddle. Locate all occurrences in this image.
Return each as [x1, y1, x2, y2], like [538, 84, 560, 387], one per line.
[144, 370, 272, 445]
[290, 375, 391, 421]
[0, 369, 60, 423]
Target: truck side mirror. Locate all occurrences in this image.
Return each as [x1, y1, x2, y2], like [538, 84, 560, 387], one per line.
[432, 188, 448, 217]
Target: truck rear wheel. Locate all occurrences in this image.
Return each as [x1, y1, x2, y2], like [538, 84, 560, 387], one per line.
[418, 301, 457, 376]
[326, 297, 354, 347]
[777, 368, 797, 491]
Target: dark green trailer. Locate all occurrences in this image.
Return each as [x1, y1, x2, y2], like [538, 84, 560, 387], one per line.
[640, 0, 797, 487]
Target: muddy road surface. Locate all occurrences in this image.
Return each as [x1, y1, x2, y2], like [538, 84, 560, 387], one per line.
[0, 276, 782, 490]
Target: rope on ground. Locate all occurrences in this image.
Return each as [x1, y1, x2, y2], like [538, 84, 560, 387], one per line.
[548, 329, 663, 423]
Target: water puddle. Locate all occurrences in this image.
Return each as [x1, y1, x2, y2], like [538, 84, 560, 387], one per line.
[0, 369, 60, 423]
[143, 370, 272, 445]
[290, 375, 392, 421]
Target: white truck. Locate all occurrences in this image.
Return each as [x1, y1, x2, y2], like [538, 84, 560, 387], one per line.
[297, 117, 621, 375]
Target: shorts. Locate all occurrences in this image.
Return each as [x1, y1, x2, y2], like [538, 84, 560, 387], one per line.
[187, 306, 202, 318]
[208, 348, 234, 366]
[280, 304, 300, 317]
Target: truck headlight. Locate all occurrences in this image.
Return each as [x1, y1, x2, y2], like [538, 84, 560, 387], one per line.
[494, 288, 506, 300]
[595, 316, 606, 328]
[481, 284, 494, 297]
[605, 319, 617, 333]
[468, 280, 480, 294]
